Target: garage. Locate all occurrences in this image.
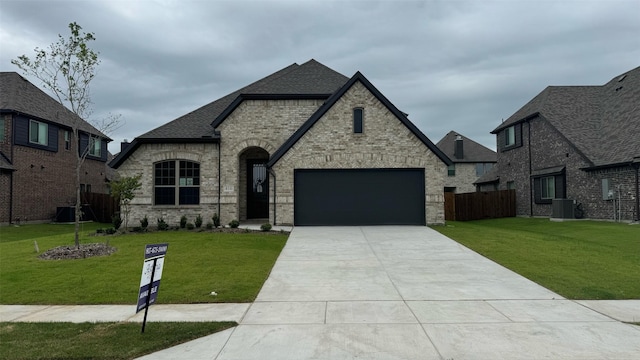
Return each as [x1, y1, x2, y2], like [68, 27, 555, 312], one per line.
[294, 168, 425, 226]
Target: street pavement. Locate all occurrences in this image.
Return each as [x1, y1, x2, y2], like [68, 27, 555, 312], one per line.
[2, 226, 639, 359]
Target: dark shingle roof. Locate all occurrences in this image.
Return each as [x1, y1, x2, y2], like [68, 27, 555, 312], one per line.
[436, 131, 496, 163]
[492, 66, 640, 167]
[0, 72, 109, 139]
[139, 59, 349, 139]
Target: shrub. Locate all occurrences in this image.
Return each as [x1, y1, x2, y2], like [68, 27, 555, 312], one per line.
[195, 215, 203, 228]
[180, 215, 188, 229]
[132, 226, 143, 233]
[96, 228, 104, 234]
[260, 223, 272, 232]
[212, 213, 220, 228]
[206, 222, 213, 230]
[140, 216, 149, 230]
[186, 223, 195, 230]
[105, 227, 117, 235]
[157, 218, 169, 231]
[112, 213, 122, 230]
[229, 219, 240, 228]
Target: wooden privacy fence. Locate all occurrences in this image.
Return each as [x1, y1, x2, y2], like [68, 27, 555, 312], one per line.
[444, 189, 516, 221]
[82, 192, 120, 223]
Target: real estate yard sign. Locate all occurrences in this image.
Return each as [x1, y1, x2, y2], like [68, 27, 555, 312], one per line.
[137, 243, 168, 333]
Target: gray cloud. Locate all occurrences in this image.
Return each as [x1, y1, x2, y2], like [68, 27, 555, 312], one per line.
[1, 0, 638, 152]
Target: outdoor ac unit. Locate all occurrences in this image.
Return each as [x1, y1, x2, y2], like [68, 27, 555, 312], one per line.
[552, 199, 575, 219]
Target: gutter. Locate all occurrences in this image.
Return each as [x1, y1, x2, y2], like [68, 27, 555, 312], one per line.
[216, 131, 221, 219]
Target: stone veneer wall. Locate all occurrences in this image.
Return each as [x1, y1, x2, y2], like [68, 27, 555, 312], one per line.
[444, 163, 478, 193]
[216, 99, 325, 224]
[116, 143, 219, 227]
[271, 82, 446, 225]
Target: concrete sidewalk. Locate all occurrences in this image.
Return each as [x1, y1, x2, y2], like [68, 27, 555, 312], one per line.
[2, 226, 639, 359]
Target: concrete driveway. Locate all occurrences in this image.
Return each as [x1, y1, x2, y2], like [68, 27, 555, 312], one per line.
[143, 226, 640, 359]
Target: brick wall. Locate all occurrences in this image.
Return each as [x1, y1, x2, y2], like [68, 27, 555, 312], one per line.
[271, 81, 445, 225]
[9, 126, 108, 223]
[494, 117, 638, 221]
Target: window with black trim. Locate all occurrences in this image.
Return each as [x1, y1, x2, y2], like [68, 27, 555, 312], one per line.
[353, 108, 363, 133]
[533, 172, 565, 204]
[89, 136, 101, 157]
[29, 120, 48, 146]
[154, 160, 200, 205]
[505, 126, 515, 146]
[64, 131, 70, 150]
[540, 176, 555, 199]
[475, 162, 494, 177]
[447, 164, 456, 176]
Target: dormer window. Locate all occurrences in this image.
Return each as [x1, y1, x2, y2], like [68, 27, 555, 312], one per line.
[353, 108, 363, 134]
[505, 126, 515, 146]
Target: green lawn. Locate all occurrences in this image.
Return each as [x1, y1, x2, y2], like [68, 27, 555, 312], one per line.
[433, 218, 640, 299]
[0, 321, 236, 360]
[0, 224, 287, 304]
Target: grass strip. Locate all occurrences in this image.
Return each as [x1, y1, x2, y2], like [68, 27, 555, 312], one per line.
[0, 321, 235, 360]
[433, 218, 640, 299]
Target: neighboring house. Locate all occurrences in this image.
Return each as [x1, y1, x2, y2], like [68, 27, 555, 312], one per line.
[0, 72, 111, 224]
[436, 131, 496, 193]
[110, 60, 451, 226]
[476, 66, 640, 221]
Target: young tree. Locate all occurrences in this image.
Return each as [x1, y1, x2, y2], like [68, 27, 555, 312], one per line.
[109, 174, 142, 231]
[12, 22, 120, 248]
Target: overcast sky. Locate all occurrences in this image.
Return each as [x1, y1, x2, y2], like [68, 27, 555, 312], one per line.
[1, 0, 638, 154]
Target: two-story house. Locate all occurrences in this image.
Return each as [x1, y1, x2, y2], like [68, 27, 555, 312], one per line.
[436, 131, 496, 193]
[0, 72, 111, 224]
[110, 60, 451, 226]
[476, 66, 640, 221]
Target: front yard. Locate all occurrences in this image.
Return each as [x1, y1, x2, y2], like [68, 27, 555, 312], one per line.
[434, 218, 640, 300]
[0, 223, 288, 304]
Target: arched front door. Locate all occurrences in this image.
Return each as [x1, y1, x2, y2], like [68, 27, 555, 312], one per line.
[247, 160, 268, 219]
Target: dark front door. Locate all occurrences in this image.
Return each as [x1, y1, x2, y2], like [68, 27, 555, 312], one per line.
[247, 161, 269, 219]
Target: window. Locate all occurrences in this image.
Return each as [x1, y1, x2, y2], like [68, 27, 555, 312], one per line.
[540, 176, 555, 199]
[507, 181, 515, 190]
[475, 162, 494, 177]
[447, 164, 456, 176]
[353, 108, 363, 133]
[64, 131, 70, 150]
[154, 160, 200, 205]
[0, 118, 4, 143]
[89, 136, 101, 157]
[505, 126, 515, 146]
[29, 120, 48, 146]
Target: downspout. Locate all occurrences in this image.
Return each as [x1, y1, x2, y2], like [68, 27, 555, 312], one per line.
[9, 170, 14, 224]
[217, 139, 221, 218]
[528, 120, 533, 217]
[634, 158, 640, 222]
[267, 167, 276, 225]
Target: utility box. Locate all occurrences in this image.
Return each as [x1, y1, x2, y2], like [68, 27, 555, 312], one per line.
[552, 199, 575, 219]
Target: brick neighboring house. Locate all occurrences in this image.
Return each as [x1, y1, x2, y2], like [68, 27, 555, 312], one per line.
[436, 131, 496, 193]
[110, 60, 451, 226]
[0, 72, 111, 224]
[476, 66, 640, 221]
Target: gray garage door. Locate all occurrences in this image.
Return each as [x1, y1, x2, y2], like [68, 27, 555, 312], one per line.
[294, 168, 425, 226]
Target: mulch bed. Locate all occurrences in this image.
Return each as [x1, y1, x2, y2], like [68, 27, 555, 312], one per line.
[38, 243, 117, 260]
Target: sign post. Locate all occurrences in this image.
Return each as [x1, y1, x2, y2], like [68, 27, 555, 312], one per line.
[137, 243, 168, 333]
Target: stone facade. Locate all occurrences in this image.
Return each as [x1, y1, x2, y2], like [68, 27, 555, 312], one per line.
[444, 163, 478, 193]
[494, 117, 638, 221]
[116, 142, 219, 226]
[271, 82, 445, 225]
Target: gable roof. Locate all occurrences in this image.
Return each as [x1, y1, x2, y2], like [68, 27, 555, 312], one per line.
[0, 72, 109, 139]
[436, 131, 496, 163]
[492, 66, 640, 168]
[267, 71, 452, 167]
